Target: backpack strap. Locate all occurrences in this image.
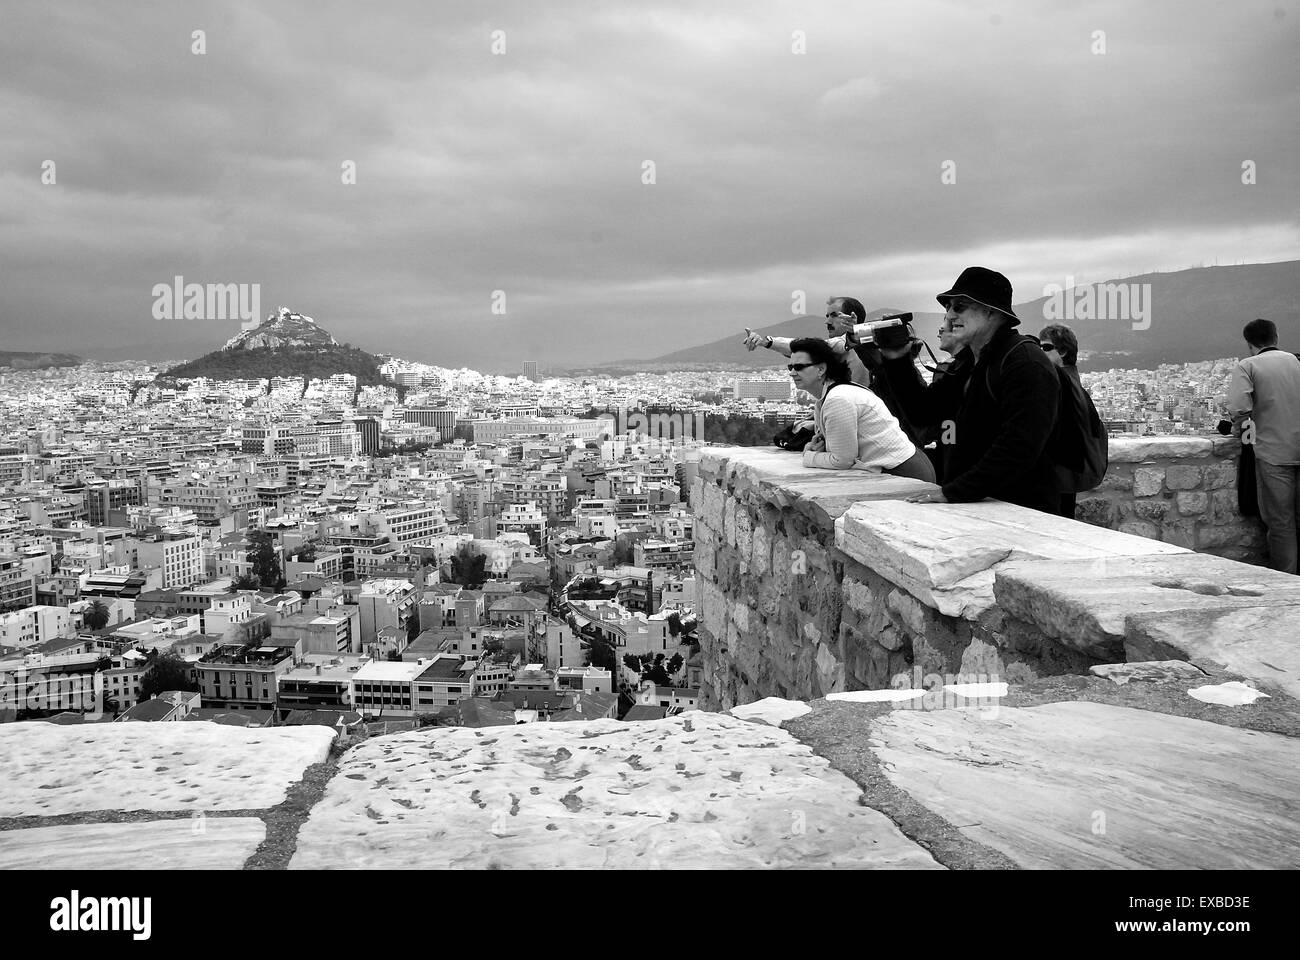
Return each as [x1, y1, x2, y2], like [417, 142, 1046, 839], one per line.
[983, 336, 1037, 404]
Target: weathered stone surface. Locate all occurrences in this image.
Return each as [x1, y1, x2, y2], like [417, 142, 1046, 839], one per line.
[0, 722, 334, 818]
[728, 697, 811, 726]
[1108, 437, 1213, 462]
[1117, 519, 1160, 539]
[1207, 489, 1241, 525]
[837, 500, 1187, 620]
[291, 713, 942, 870]
[1211, 436, 1243, 457]
[1203, 459, 1236, 490]
[1160, 518, 1197, 549]
[1089, 660, 1208, 685]
[1096, 471, 1134, 493]
[868, 701, 1300, 869]
[1165, 465, 1202, 490]
[1131, 498, 1170, 521]
[1126, 604, 1300, 700]
[0, 818, 266, 870]
[1132, 467, 1165, 497]
[995, 553, 1300, 664]
[1075, 497, 1116, 526]
[1176, 491, 1208, 515]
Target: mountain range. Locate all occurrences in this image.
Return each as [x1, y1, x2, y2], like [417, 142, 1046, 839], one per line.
[635, 261, 1299, 373]
[0, 350, 84, 370]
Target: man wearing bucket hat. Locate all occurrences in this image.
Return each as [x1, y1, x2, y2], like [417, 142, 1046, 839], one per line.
[876, 267, 1061, 513]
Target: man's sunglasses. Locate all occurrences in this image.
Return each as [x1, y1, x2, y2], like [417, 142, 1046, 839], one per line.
[1041, 343, 1056, 352]
[787, 362, 819, 372]
[942, 297, 977, 314]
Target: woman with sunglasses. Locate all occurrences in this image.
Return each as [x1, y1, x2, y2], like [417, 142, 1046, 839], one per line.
[787, 337, 936, 481]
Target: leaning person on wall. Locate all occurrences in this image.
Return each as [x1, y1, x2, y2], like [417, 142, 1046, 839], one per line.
[786, 337, 936, 482]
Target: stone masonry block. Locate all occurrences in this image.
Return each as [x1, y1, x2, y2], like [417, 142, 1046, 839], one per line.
[1118, 519, 1160, 540]
[1160, 519, 1197, 549]
[1176, 491, 1208, 515]
[734, 507, 753, 560]
[1203, 460, 1236, 490]
[702, 483, 726, 532]
[1208, 489, 1240, 525]
[1097, 470, 1134, 493]
[1132, 467, 1165, 497]
[1165, 465, 1202, 490]
[1131, 498, 1170, 522]
[1075, 497, 1116, 527]
[750, 524, 770, 576]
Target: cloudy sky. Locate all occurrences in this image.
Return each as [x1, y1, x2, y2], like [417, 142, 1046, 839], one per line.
[2, 0, 1297, 372]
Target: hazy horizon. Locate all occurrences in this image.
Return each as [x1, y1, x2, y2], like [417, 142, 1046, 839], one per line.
[4, 1, 1298, 373]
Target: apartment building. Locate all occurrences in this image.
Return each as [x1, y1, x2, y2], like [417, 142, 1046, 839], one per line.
[276, 653, 369, 718]
[350, 658, 425, 718]
[356, 578, 417, 646]
[194, 642, 298, 712]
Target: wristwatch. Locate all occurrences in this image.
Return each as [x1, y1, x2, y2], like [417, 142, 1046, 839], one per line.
[763, 336, 773, 349]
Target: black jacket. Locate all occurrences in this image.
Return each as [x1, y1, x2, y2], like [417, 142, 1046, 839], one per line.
[880, 323, 1060, 511]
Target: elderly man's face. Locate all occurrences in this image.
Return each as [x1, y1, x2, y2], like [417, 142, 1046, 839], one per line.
[941, 297, 989, 349]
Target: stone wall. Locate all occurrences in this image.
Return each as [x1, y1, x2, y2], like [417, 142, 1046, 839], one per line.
[692, 446, 1299, 712]
[1075, 436, 1265, 564]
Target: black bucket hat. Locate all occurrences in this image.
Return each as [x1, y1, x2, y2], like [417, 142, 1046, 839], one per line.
[936, 266, 1020, 326]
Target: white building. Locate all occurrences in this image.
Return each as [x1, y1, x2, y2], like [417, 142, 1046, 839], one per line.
[0, 604, 72, 649]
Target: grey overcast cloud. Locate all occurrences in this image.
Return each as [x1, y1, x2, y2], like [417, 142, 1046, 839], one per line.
[2, 0, 1298, 372]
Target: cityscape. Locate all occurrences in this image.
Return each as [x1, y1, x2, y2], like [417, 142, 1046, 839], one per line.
[0, 319, 1254, 732]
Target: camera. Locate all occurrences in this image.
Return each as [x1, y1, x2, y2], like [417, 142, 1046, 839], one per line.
[852, 312, 914, 349]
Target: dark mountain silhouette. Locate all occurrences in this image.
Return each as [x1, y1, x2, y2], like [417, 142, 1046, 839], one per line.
[0, 350, 84, 370]
[157, 307, 384, 386]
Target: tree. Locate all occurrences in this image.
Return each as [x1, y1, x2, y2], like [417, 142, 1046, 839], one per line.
[611, 538, 635, 566]
[643, 654, 672, 687]
[294, 543, 317, 564]
[233, 573, 259, 590]
[448, 543, 487, 588]
[84, 599, 110, 631]
[666, 611, 683, 638]
[138, 651, 199, 700]
[587, 634, 616, 672]
[666, 653, 684, 677]
[248, 531, 284, 591]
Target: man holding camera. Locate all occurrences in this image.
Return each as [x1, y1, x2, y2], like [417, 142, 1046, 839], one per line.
[743, 296, 923, 444]
[876, 267, 1060, 512]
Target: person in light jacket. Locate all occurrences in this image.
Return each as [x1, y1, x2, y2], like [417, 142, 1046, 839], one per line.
[788, 337, 936, 481]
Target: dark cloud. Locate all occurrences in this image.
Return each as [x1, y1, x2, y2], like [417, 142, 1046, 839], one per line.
[1, 0, 1296, 371]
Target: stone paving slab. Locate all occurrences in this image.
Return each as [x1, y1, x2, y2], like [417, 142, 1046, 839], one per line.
[290, 712, 942, 870]
[0, 818, 266, 870]
[0, 722, 336, 817]
[994, 553, 1300, 663]
[1126, 604, 1300, 700]
[837, 500, 1188, 620]
[867, 701, 1300, 869]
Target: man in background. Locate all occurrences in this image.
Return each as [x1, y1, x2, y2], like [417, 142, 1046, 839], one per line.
[1227, 318, 1300, 573]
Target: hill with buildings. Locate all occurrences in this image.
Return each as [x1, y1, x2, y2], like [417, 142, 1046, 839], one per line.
[0, 350, 84, 370]
[157, 307, 385, 386]
[634, 261, 1298, 373]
